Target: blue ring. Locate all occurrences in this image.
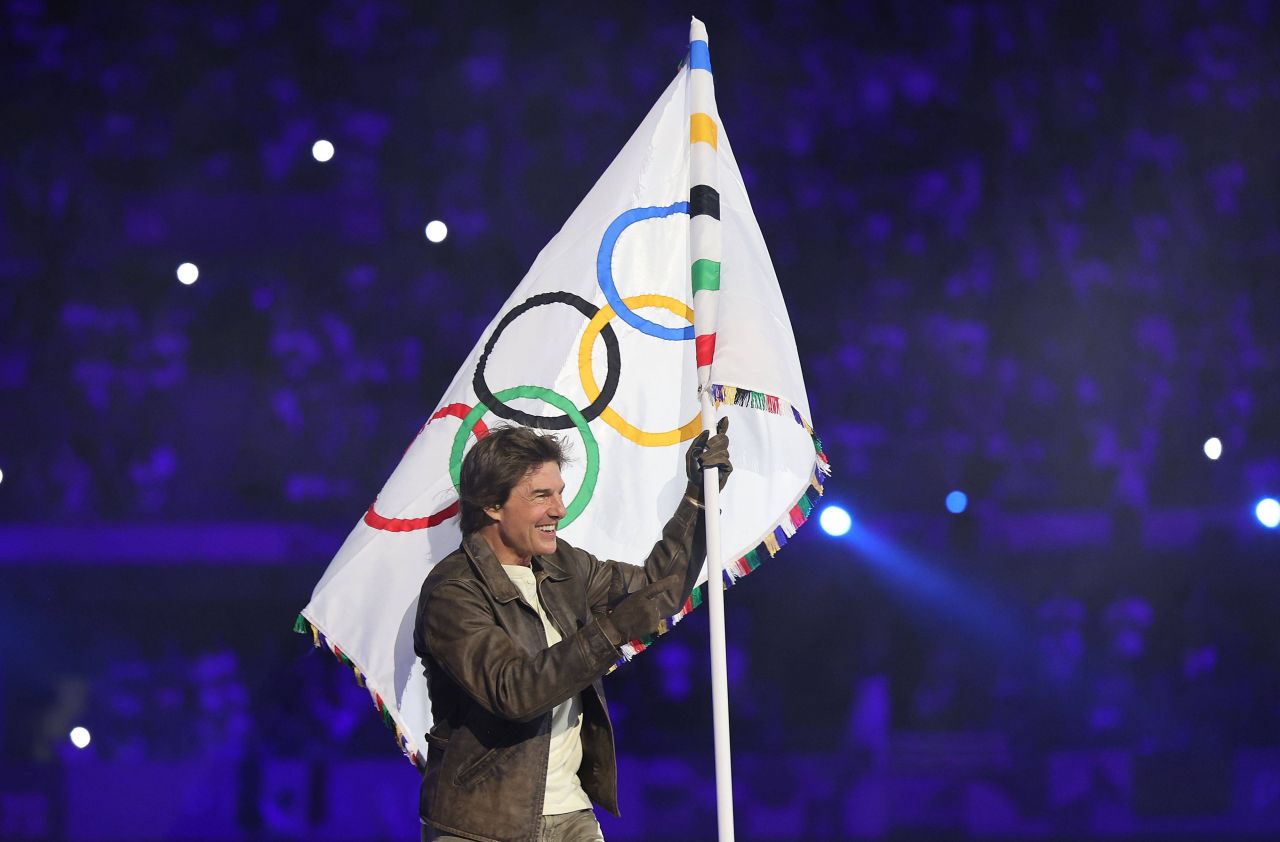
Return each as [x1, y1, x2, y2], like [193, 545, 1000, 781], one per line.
[596, 202, 694, 340]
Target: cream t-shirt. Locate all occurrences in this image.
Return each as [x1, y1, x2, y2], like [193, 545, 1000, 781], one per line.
[501, 563, 593, 815]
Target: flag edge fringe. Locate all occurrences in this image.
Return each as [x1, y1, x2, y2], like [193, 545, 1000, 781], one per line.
[614, 381, 830, 662]
[293, 610, 428, 772]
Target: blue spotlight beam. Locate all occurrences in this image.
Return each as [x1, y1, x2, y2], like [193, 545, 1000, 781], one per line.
[835, 517, 1023, 647]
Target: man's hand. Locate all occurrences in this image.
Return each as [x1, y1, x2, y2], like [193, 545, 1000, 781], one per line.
[599, 574, 683, 646]
[685, 416, 732, 495]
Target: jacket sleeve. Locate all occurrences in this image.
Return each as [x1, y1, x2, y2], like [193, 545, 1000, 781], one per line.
[586, 490, 707, 616]
[422, 578, 621, 723]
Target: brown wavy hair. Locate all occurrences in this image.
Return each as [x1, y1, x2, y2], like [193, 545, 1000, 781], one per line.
[458, 425, 567, 535]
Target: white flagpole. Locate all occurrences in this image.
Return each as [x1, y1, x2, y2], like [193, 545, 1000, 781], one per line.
[700, 398, 735, 842]
[687, 16, 735, 842]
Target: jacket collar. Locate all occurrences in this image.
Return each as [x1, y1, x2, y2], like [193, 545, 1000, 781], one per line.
[535, 543, 571, 581]
[461, 533, 522, 603]
[461, 533, 571, 602]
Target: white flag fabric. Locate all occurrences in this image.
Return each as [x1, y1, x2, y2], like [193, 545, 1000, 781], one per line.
[297, 17, 830, 769]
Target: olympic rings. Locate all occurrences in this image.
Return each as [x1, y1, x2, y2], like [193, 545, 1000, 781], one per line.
[596, 203, 696, 340]
[473, 291, 621, 430]
[379, 200, 704, 530]
[363, 403, 489, 532]
[449, 385, 599, 528]
[578, 294, 701, 447]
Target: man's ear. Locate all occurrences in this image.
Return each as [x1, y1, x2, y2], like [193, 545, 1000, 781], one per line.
[484, 504, 504, 524]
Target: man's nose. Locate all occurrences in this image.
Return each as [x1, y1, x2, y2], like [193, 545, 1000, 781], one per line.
[550, 493, 567, 518]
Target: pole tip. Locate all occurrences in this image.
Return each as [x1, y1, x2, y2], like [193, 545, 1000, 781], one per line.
[690, 16, 709, 43]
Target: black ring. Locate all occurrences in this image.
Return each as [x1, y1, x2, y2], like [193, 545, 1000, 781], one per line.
[689, 184, 720, 220]
[472, 291, 621, 430]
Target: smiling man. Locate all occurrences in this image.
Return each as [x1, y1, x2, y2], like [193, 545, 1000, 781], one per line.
[414, 422, 731, 842]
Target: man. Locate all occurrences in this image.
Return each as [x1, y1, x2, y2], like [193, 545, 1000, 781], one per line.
[414, 420, 732, 842]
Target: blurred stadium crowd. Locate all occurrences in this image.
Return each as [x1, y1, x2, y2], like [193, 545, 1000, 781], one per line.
[5, 2, 1277, 520]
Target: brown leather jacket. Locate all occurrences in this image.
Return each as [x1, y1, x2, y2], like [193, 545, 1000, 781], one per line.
[414, 495, 705, 842]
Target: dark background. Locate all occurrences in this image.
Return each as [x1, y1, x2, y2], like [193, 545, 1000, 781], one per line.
[2, 1, 1279, 839]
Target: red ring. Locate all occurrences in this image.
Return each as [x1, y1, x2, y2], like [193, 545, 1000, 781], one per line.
[363, 403, 489, 532]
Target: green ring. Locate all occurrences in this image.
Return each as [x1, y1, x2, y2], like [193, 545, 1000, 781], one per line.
[450, 385, 599, 528]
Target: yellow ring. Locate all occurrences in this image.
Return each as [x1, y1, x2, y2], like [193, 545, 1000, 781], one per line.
[578, 294, 701, 446]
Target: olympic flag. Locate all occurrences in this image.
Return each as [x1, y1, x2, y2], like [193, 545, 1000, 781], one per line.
[296, 18, 830, 770]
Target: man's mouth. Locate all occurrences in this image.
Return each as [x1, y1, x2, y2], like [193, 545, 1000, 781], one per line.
[537, 525, 556, 534]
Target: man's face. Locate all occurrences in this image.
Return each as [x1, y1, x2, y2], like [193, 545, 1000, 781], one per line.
[484, 461, 566, 565]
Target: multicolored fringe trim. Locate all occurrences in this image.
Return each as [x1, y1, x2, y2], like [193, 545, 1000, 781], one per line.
[292, 612, 428, 772]
[616, 384, 832, 662]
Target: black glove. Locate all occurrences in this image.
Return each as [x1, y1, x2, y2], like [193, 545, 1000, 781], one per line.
[599, 574, 683, 646]
[685, 416, 732, 495]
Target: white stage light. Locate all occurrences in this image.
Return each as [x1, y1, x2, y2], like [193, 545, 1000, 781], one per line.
[425, 220, 448, 243]
[177, 263, 199, 285]
[1203, 437, 1222, 460]
[312, 139, 335, 162]
[69, 727, 91, 749]
[1257, 498, 1280, 529]
[819, 505, 852, 537]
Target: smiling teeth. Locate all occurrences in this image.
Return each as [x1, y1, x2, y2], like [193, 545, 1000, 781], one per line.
[538, 526, 555, 533]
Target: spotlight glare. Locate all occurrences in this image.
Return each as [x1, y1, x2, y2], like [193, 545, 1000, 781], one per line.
[0, 467, 4, 485]
[946, 490, 968, 514]
[311, 139, 335, 162]
[424, 220, 448, 243]
[176, 262, 199, 285]
[1257, 498, 1280, 529]
[69, 726, 91, 749]
[1203, 437, 1222, 460]
[819, 505, 852, 537]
